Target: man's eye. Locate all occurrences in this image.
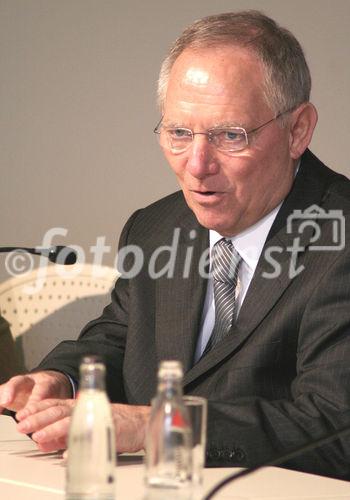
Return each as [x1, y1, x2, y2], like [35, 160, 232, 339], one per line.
[168, 128, 191, 139]
[223, 130, 241, 141]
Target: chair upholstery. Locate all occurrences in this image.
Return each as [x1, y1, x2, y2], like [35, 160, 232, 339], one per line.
[0, 264, 117, 371]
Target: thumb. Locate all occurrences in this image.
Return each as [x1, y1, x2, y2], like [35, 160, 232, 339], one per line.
[0, 376, 35, 412]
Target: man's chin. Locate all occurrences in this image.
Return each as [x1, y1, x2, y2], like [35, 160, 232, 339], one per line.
[183, 194, 238, 235]
[191, 210, 237, 237]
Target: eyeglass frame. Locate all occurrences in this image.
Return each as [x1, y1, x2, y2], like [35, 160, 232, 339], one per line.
[153, 107, 295, 154]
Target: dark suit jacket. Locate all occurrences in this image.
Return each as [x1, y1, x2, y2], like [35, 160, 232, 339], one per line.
[0, 313, 21, 383]
[38, 150, 350, 480]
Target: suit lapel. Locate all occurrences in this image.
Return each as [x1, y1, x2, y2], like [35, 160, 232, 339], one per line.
[184, 150, 331, 387]
[183, 226, 302, 387]
[155, 210, 209, 373]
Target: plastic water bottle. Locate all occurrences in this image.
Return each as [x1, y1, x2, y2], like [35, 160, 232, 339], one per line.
[145, 360, 192, 489]
[65, 355, 116, 500]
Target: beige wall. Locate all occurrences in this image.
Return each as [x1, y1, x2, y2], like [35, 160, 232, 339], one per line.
[1, 0, 349, 278]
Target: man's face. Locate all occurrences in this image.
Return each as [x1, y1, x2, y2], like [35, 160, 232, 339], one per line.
[161, 46, 296, 236]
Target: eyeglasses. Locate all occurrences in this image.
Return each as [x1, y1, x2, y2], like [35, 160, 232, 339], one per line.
[153, 108, 293, 155]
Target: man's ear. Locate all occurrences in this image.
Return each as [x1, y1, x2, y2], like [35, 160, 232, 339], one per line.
[289, 103, 318, 159]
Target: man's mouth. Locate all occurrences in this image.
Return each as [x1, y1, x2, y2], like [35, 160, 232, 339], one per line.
[192, 190, 219, 195]
[190, 190, 225, 204]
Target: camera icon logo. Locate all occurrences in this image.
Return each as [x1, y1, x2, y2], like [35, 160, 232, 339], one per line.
[286, 204, 345, 251]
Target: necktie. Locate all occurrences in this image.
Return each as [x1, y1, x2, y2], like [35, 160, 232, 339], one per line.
[202, 238, 242, 355]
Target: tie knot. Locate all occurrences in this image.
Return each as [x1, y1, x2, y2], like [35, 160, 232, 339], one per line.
[212, 238, 241, 283]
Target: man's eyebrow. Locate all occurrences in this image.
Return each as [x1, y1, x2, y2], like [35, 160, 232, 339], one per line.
[162, 121, 245, 129]
[162, 121, 188, 128]
[210, 121, 245, 129]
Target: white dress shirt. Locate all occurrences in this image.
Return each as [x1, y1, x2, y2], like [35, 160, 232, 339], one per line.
[194, 203, 282, 362]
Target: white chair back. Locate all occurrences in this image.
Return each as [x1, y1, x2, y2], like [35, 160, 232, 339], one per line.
[0, 264, 117, 370]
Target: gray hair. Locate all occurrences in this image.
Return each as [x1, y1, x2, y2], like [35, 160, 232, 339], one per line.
[157, 10, 311, 115]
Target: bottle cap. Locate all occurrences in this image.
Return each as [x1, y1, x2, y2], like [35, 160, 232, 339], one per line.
[81, 355, 104, 366]
[158, 360, 183, 380]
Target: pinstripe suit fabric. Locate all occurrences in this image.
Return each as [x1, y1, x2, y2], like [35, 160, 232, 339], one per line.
[38, 150, 350, 480]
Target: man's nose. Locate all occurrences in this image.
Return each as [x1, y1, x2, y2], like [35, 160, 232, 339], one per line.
[186, 135, 219, 178]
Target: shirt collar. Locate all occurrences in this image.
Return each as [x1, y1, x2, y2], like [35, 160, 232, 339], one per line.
[209, 203, 281, 274]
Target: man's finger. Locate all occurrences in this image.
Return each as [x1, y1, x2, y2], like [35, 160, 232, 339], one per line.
[17, 403, 72, 435]
[16, 398, 74, 421]
[37, 436, 68, 453]
[0, 382, 15, 406]
[32, 416, 71, 451]
[0, 376, 35, 411]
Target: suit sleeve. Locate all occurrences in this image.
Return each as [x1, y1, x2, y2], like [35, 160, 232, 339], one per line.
[206, 248, 350, 480]
[37, 210, 141, 402]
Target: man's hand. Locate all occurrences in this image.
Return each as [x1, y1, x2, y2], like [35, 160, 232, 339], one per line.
[16, 398, 74, 451]
[112, 404, 150, 453]
[0, 371, 72, 413]
[15, 398, 150, 453]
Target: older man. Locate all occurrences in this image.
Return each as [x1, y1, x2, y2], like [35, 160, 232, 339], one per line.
[1, 11, 349, 479]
